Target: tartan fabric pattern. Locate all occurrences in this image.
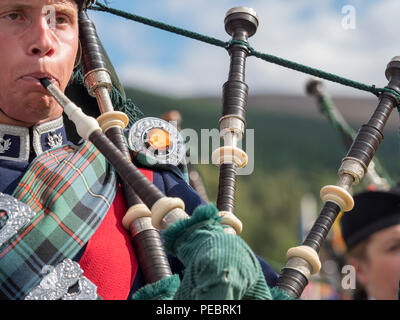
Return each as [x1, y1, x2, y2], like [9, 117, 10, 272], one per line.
[0, 141, 117, 300]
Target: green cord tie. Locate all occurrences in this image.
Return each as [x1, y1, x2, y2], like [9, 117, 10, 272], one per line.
[225, 39, 255, 53]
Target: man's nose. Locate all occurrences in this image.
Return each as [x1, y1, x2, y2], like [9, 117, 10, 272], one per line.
[27, 16, 55, 57]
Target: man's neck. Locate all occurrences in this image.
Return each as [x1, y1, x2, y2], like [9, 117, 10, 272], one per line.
[0, 109, 34, 128]
[0, 108, 61, 128]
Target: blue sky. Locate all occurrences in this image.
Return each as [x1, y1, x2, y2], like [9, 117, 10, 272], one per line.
[88, 0, 400, 97]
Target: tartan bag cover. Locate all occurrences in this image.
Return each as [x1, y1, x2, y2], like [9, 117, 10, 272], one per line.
[0, 141, 117, 299]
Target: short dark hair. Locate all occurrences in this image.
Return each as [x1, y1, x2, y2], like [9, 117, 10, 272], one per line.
[74, 0, 94, 10]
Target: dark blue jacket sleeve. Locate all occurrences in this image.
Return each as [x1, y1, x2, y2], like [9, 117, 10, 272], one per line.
[153, 169, 278, 289]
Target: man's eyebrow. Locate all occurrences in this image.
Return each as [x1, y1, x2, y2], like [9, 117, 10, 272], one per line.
[0, 3, 32, 11]
[0, 2, 77, 16]
[52, 3, 77, 17]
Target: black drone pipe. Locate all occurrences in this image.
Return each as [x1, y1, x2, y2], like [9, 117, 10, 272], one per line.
[305, 78, 391, 191]
[212, 7, 259, 236]
[276, 57, 400, 298]
[77, 10, 173, 284]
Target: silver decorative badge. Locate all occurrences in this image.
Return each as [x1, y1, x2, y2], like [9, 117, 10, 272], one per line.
[0, 137, 11, 154]
[32, 117, 64, 155]
[0, 124, 29, 161]
[128, 117, 185, 166]
[25, 259, 98, 300]
[0, 193, 36, 247]
[47, 132, 63, 149]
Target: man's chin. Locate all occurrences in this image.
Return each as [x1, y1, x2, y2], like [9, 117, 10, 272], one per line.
[1, 98, 63, 126]
[25, 91, 54, 105]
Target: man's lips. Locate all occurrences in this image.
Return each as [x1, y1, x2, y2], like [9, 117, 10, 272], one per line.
[20, 73, 59, 86]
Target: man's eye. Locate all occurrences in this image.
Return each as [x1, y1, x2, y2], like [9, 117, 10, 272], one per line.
[56, 15, 69, 24]
[389, 244, 400, 252]
[5, 12, 22, 21]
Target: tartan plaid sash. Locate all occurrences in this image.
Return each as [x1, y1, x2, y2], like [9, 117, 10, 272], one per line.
[0, 141, 117, 299]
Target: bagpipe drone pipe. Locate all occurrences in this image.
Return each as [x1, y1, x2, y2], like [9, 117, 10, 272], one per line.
[302, 79, 395, 299]
[275, 59, 400, 298]
[305, 78, 392, 192]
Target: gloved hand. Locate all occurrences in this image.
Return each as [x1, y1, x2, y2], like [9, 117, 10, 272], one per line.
[163, 203, 272, 300]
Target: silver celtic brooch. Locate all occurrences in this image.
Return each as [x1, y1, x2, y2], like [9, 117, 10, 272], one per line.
[25, 259, 98, 300]
[0, 193, 36, 247]
[128, 117, 186, 166]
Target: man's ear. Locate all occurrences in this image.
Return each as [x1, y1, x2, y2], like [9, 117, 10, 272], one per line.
[347, 257, 369, 287]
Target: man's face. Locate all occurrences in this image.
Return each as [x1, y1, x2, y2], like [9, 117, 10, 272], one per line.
[0, 0, 79, 126]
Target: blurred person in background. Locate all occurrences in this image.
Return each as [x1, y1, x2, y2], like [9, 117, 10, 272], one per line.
[340, 189, 400, 300]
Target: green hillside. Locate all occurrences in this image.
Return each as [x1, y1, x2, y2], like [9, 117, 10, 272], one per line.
[125, 87, 400, 271]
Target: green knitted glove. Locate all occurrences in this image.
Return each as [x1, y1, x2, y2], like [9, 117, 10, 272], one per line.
[270, 286, 296, 300]
[131, 274, 181, 300]
[163, 204, 272, 300]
